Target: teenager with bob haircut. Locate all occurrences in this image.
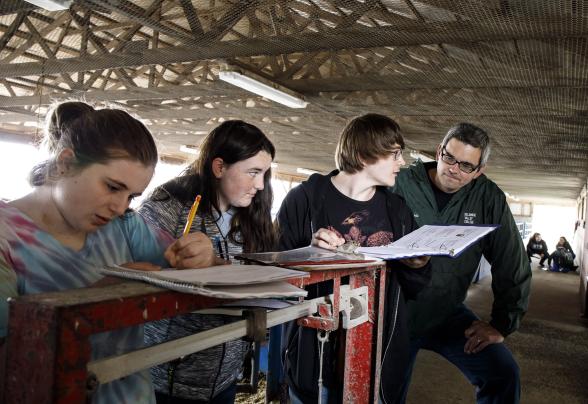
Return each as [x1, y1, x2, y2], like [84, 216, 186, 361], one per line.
[277, 113, 431, 404]
[139, 120, 277, 403]
[0, 101, 215, 404]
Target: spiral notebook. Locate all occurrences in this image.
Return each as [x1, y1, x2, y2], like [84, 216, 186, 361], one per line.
[98, 264, 309, 298]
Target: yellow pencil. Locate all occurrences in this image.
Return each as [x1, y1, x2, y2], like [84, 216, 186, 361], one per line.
[183, 194, 201, 236]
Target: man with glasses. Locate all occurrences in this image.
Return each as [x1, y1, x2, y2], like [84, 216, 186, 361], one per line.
[392, 123, 531, 404]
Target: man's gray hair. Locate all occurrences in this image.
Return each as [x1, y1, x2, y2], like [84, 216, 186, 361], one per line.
[441, 123, 491, 167]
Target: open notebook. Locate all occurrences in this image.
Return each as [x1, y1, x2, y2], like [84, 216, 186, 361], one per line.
[357, 224, 498, 259]
[98, 264, 309, 298]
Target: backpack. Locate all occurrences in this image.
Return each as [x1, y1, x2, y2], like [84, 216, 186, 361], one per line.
[555, 248, 574, 269]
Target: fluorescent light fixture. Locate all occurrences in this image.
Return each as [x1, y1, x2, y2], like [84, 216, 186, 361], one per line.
[23, 0, 72, 11]
[180, 145, 199, 155]
[296, 167, 319, 176]
[219, 70, 308, 109]
[409, 150, 434, 162]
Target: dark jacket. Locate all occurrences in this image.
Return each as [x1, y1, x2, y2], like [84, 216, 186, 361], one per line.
[277, 171, 431, 403]
[393, 161, 532, 338]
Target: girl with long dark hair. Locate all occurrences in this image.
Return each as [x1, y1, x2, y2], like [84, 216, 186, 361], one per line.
[139, 120, 277, 403]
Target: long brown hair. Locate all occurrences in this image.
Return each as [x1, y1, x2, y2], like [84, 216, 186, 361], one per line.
[165, 120, 276, 253]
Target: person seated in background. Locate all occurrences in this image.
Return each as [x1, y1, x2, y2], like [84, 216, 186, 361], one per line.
[277, 113, 431, 404]
[139, 120, 277, 404]
[526, 232, 549, 269]
[0, 101, 215, 404]
[549, 236, 576, 273]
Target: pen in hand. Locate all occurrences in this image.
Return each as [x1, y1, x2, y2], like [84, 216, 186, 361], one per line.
[166, 194, 216, 269]
[183, 195, 201, 237]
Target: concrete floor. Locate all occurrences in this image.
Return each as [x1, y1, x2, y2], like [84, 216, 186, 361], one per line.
[407, 261, 588, 404]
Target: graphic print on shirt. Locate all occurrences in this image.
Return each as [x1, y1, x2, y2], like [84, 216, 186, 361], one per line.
[324, 181, 395, 247]
[328, 209, 394, 247]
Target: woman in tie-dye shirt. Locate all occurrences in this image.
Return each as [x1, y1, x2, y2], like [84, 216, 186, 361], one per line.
[0, 101, 216, 403]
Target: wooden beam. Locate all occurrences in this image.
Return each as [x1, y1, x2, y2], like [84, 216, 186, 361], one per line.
[90, 0, 195, 44]
[23, 16, 55, 59]
[201, 0, 258, 42]
[0, 11, 27, 54]
[0, 0, 36, 16]
[0, 20, 585, 79]
[179, 0, 204, 37]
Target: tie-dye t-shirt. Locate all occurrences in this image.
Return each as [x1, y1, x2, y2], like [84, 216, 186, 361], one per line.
[0, 201, 173, 404]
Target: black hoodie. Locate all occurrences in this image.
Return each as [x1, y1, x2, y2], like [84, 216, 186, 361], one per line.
[276, 171, 431, 403]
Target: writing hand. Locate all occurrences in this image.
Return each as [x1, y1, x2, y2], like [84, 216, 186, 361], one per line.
[311, 228, 345, 250]
[464, 320, 504, 354]
[165, 231, 215, 269]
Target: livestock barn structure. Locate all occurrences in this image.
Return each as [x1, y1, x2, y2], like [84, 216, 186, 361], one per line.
[0, 1, 588, 403]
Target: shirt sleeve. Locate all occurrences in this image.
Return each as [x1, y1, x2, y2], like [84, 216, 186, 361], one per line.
[138, 192, 182, 237]
[483, 194, 532, 337]
[121, 212, 173, 268]
[276, 185, 312, 251]
[0, 252, 18, 338]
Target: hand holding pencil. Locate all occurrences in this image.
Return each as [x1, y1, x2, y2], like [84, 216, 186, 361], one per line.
[164, 195, 217, 269]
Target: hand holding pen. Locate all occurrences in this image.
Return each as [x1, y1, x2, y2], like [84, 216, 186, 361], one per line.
[164, 195, 217, 269]
[165, 232, 216, 269]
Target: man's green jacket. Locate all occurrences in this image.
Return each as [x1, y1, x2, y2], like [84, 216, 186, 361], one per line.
[393, 161, 532, 339]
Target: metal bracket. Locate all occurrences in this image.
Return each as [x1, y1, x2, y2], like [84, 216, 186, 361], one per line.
[298, 277, 341, 331]
[297, 278, 369, 331]
[336, 285, 369, 330]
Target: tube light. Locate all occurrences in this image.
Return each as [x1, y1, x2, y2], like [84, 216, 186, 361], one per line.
[23, 0, 72, 11]
[219, 70, 308, 109]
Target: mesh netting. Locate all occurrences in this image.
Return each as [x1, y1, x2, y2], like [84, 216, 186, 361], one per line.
[0, 0, 586, 200]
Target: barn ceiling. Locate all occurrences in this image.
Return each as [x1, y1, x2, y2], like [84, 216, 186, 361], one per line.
[0, 0, 586, 203]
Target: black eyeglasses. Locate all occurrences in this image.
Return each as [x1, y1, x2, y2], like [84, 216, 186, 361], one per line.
[390, 149, 403, 161]
[440, 147, 480, 174]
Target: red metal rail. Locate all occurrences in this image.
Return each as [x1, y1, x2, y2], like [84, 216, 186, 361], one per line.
[2, 264, 385, 403]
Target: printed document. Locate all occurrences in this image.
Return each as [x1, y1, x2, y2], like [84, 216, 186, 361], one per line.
[356, 225, 498, 259]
